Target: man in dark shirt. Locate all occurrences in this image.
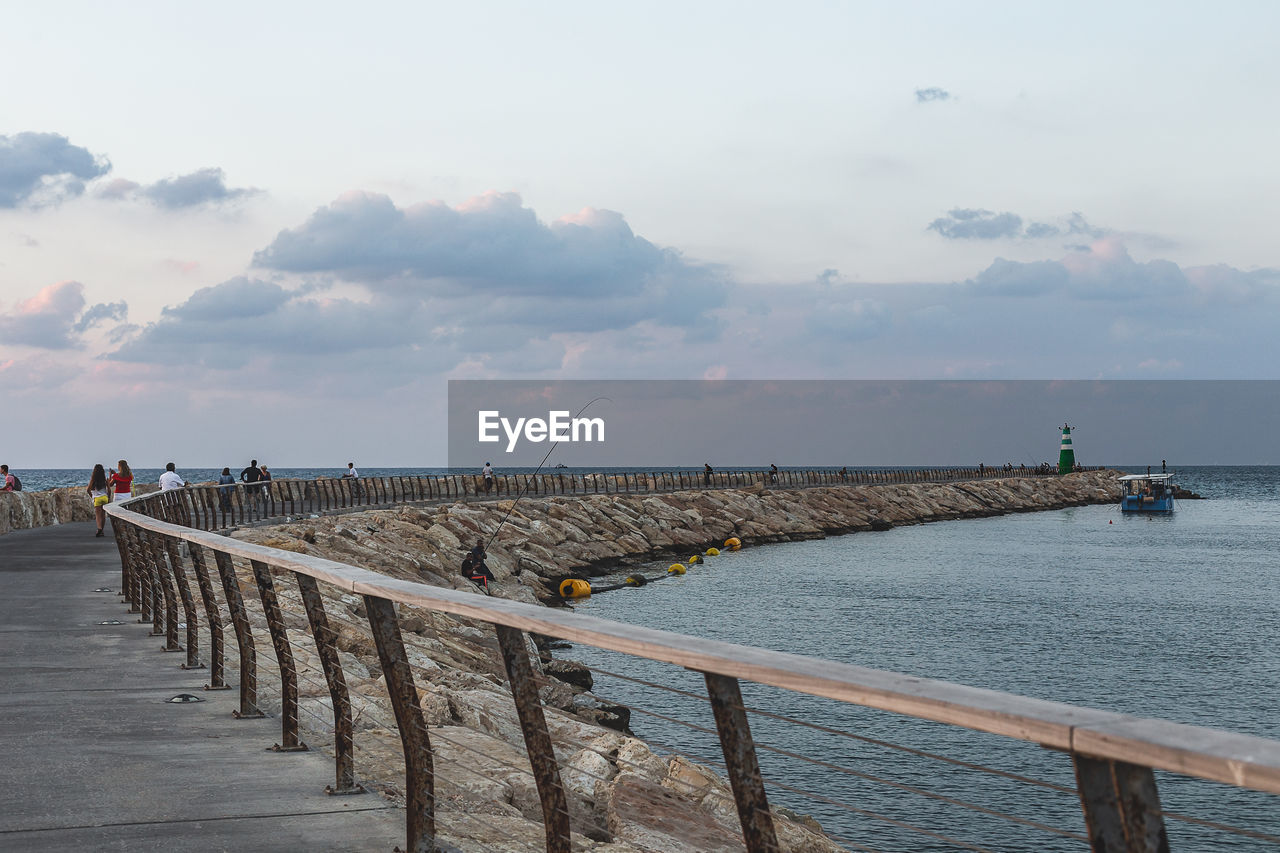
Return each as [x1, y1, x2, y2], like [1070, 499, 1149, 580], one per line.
[461, 539, 495, 589]
[240, 459, 262, 504]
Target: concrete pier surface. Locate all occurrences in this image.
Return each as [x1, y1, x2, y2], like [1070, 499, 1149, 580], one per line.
[0, 522, 403, 852]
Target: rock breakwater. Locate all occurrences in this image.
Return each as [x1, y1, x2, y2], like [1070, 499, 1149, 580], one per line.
[217, 471, 1121, 850]
[237, 470, 1123, 602]
[1, 485, 158, 536]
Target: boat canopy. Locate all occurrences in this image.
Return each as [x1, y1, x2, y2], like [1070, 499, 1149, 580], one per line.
[1117, 473, 1176, 482]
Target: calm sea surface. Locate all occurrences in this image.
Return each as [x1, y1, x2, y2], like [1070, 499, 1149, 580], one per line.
[568, 467, 1280, 850]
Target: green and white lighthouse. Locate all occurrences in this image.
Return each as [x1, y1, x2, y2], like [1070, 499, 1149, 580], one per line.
[1058, 423, 1075, 474]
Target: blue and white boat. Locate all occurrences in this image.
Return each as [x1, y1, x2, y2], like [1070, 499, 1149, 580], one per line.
[1118, 473, 1176, 512]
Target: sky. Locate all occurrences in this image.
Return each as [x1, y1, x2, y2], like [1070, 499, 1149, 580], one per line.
[2, 1, 1279, 467]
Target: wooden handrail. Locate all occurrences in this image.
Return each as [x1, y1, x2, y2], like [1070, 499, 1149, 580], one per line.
[106, 493, 1280, 798]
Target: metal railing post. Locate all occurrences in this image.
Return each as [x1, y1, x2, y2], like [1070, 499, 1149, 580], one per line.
[495, 625, 571, 852]
[295, 573, 363, 794]
[703, 672, 780, 853]
[110, 519, 130, 598]
[118, 522, 142, 611]
[125, 525, 151, 620]
[145, 530, 182, 650]
[213, 550, 264, 719]
[250, 560, 307, 752]
[187, 543, 229, 690]
[162, 536, 203, 669]
[1073, 755, 1170, 852]
[364, 595, 435, 852]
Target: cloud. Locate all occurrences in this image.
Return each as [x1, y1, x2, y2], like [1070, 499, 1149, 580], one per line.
[928, 208, 1024, 240]
[139, 167, 259, 208]
[253, 190, 727, 327]
[0, 132, 110, 207]
[915, 87, 952, 103]
[1022, 212, 1110, 241]
[968, 237, 1192, 299]
[110, 276, 426, 367]
[0, 281, 128, 348]
[107, 192, 735, 386]
[930, 209, 1116, 243]
[968, 257, 1069, 296]
[72, 300, 128, 333]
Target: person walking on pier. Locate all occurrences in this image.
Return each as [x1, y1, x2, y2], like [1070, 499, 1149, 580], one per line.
[217, 467, 235, 511]
[482, 461, 494, 494]
[240, 459, 262, 505]
[704, 462, 713, 486]
[108, 460, 133, 501]
[87, 464, 110, 536]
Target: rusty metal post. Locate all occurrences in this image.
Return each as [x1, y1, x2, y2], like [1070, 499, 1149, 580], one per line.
[142, 528, 164, 632]
[495, 625, 571, 852]
[1074, 755, 1170, 852]
[213, 550, 264, 719]
[110, 518, 130, 598]
[703, 672, 780, 853]
[150, 532, 183, 652]
[250, 560, 307, 752]
[188, 543, 229, 690]
[119, 523, 143, 611]
[364, 595, 434, 852]
[126, 525, 151, 619]
[296, 573, 363, 794]
[143, 530, 180, 647]
[162, 536, 202, 669]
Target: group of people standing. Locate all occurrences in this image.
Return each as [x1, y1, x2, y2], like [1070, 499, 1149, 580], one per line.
[85, 460, 135, 537]
[215, 460, 273, 511]
[83, 458, 279, 535]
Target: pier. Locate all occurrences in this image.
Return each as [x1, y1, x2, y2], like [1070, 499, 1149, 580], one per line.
[0, 523, 403, 850]
[4, 470, 1279, 851]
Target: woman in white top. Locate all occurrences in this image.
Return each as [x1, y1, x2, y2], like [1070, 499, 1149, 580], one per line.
[87, 463, 110, 537]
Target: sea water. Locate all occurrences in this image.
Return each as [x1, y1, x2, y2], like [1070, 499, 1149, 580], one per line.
[570, 467, 1280, 850]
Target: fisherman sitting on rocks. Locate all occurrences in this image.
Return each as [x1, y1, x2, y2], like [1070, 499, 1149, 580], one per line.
[461, 539, 495, 588]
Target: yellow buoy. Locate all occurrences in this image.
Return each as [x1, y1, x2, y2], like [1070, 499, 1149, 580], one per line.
[667, 563, 687, 575]
[688, 554, 703, 564]
[559, 578, 592, 598]
[724, 537, 741, 551]
[705, 547, 720, 556]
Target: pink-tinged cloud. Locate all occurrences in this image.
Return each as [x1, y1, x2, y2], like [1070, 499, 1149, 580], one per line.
[0, 280, 127, 349]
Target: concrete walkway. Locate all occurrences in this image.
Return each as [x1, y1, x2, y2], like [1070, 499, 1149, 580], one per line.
[0, 522, 404, 852]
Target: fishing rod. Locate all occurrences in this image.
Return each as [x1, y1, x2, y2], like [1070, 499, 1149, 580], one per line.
[482, 395, 612, 553]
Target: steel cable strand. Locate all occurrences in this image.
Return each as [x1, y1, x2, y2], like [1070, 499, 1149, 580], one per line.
[588, 696, 1037, 852]
[521, 669, 1087, 843]
[1141, 808, 1280, 846]
[633, 728, 1002, 853]
[581, 662, 1077, 793]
